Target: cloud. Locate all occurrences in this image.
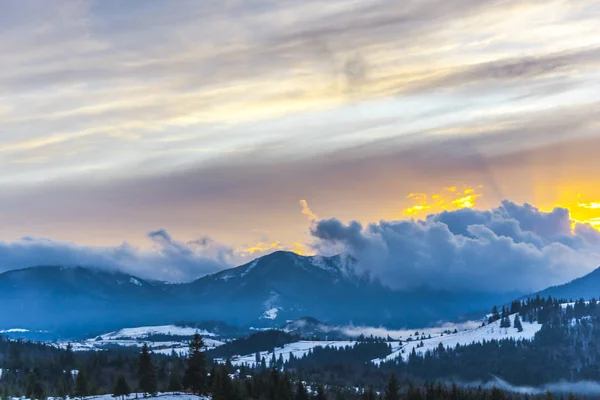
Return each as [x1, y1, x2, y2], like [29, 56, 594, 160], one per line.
[300, 199, 318, 221]
[0, 230, 234, 283]
[311, 201, 600, 293]
[473, 377, 600, 396]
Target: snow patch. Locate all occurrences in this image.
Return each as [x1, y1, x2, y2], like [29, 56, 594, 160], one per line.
[261, 308, 279, 320]
[0, 328, 30, 333]
[241, 260, 259, 277]
[310, 256, 339, 274]
[130, 277, 142, 286]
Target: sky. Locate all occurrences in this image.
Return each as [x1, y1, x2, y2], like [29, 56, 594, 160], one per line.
[2, 0, 600, 288]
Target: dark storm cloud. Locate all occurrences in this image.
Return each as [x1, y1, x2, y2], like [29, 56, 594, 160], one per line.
[311, 201, 600, 293]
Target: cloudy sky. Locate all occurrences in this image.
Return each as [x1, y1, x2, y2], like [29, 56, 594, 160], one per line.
[2, 0, 600, 287]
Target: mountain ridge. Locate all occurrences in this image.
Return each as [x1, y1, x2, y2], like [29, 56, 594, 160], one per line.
[0, 251, 523, 334]
[536, 265, 600, 300]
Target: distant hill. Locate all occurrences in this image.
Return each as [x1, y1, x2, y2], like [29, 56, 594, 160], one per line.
[537, 266, 600, 301]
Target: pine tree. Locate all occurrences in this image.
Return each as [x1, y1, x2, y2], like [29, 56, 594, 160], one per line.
[276, 371, 293, 400]
[366, 386, 377, 400]
[295, 380, 309, 400]
[315, 384, 327, 400]
[384, 374, 400, 400]
[26, 371, 38, 399]
[55, 380, 67, 400]
[489, 306, 500, 323]
[33, 381, 46, 400]
[74, 371, 88, 399]
[138, 344, 157, 397]
[113, 374, 131, 400]
[212, 365, 232, 400]
[168, 369, 182, 392]
[182, 333, 207, 395]
[514, 314, 524, 332]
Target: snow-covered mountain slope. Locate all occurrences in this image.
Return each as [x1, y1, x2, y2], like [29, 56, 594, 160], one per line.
[373, 314, 541, 364]
[227, 341, 360, 367]
[223, 314, 542, 368]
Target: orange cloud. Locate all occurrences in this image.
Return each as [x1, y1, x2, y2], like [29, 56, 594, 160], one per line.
[300, 199, 318, 221]
[578, 202, 600, 210]
[538, 191, 600, 232]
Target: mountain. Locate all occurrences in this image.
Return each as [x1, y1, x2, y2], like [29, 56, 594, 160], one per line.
[536, 266, 600, 300]
[0, 266, 172, 336]
[0, 251, 519, 335]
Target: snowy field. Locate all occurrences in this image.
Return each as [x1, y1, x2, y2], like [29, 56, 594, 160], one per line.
[57, 325, 224, 355]
[224, 314, 541, 367]
[98, 325, 216, 340]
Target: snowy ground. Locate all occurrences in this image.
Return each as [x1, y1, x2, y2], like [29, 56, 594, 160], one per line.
[224, 314, 541, 367]
[338, 320, 483, 341]
[98, 325, 216, 340]
[373, 314, 542, 364]
[57, 325, 224, 355]
[9, 393, 209, 400]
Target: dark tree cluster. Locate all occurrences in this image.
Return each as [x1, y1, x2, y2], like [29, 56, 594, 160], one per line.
[208, 330, 299, 360]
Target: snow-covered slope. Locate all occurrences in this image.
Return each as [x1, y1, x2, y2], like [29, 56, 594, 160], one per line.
[99, 325, 216, 339]
[373, 314, 541, 364]
[228, 341, 359, 367]
[9, 393, 209, 400]
[222, 314, 542, 368]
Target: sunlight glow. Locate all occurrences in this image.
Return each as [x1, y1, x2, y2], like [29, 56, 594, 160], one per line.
[403, 185, 483, 217]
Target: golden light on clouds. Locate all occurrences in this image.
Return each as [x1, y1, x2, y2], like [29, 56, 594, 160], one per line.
[544, 191, 600, 232]
[403, 186, 600, 232]
[404, 185, 483, 217]
[238, 240, 307, 258]
[300, 199, 318, 221]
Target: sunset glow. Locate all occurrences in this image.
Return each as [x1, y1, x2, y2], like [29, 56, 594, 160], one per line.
[1, 0, 600, 282]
